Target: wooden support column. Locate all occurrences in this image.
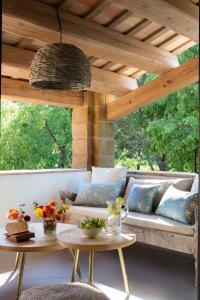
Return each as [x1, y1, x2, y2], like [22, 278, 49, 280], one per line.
[72, 92, 115, 169]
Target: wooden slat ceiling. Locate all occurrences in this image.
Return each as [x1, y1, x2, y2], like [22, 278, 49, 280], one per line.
[2, 0, 198, 81]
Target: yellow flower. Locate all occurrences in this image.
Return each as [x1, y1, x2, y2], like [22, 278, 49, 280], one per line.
[48, 200, 58, 206]
[34, 207, 43, 218]
[62, 204, 69, 211]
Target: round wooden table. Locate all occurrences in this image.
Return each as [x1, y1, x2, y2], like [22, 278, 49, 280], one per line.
[58, 227, 136, 295]
[0, 223, 77, 299]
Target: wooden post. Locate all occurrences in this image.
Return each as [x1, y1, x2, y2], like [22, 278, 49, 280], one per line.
[72, 92, 114, 170]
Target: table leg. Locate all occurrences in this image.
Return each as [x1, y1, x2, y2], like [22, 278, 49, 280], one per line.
[17, 252, 26, 299]
[117, 248, 129, 295]
[69, 249, 81, 279]
[88, 251, 94, 283]
[13, 252, 21, 272]
[71, 249, 79, 282]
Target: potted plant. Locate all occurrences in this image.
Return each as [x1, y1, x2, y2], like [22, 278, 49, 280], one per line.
[78, 217, 106, 238]
[33, 200, 68, 235]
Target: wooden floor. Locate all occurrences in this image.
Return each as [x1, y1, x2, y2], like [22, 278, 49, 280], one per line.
[0, 244, 197, 300]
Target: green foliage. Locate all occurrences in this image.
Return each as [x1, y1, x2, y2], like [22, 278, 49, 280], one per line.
[0, 102, 72, 170]
[78, 217, 106, 229]
[115, 45, 199, 172]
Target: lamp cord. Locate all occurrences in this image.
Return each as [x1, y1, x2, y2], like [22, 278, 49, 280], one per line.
[56, 8, 62, 43]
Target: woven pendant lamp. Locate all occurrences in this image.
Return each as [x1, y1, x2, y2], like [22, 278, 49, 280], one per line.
[29, 43, 91, 90]
[29, 10, 91, 91]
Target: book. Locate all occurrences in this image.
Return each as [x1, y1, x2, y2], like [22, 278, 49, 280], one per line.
[6, 231, 35, 243]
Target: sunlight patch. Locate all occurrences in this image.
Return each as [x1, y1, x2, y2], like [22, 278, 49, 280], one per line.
[95, 283, 144, 300]
[0, 270, 18, 287]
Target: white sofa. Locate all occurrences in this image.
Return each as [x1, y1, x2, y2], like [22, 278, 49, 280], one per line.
[63, 170, 198, 285]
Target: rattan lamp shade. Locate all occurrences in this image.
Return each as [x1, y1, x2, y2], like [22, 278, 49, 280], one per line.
[29, 43, 91, 91]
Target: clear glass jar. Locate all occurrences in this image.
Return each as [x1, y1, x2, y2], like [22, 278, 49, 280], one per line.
[106, 201, 128, 234]
[106, 201, 121, 234]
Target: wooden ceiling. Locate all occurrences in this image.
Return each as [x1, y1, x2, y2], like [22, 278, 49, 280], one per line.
[2, 0, 199, 96]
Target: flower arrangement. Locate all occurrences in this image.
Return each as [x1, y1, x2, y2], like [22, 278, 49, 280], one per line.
[7, 204, 31, 223]
[78, 217, 106, 229]
[33, 200, 68, 221]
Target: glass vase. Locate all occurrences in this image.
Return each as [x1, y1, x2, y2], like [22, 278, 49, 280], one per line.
[43, 218, 57, 235]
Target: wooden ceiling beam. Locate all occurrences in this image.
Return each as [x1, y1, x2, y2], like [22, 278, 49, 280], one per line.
[1, 77, 84, 108]
[143, 27, 169, 43]
[106, 57, 199, 120]
[126, 19, 151, 37]
[3, 0, 179, 74]
[107, 10, 133, 30]
[112, 0, 199, 42]
[2, 44, 138, 96]
[85, 0, 111, 20]
[59, 0, 77, 10]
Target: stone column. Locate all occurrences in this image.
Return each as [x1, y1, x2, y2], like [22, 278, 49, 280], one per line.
[72, 92, 114, 170]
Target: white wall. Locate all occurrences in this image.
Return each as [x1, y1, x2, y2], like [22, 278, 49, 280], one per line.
[0, 169, 91, 226]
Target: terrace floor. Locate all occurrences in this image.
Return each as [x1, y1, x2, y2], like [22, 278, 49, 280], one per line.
[0, 243, 196, 300]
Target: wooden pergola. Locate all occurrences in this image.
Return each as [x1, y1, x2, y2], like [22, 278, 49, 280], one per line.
[2, 0, 199, 170]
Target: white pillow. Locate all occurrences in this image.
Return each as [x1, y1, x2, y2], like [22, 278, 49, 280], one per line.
[191, 174, 199, 193]
[91, 167, 127, 184]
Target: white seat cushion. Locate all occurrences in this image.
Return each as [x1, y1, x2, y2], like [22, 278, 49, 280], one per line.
[68, 205, 108, 218]
[67, 206, 194, 236]
[124, 212, 194, 236]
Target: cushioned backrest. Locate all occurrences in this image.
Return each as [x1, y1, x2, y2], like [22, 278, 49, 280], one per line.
[125, 177, 194, 212]
[191, 174, 199, 193]
[91, 167, 127, 183]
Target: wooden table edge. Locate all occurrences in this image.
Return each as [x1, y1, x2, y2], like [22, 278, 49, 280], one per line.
[57, 234, 136, 251]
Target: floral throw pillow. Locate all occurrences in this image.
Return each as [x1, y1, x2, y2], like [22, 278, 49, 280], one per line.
[74, 182, 122, 208]
[127, 184, 160, 214]
[155, 185, 198, 225]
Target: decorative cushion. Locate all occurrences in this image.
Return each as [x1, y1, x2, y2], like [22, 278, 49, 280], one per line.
[125, 177, 193, 211]
[91, 167, 127, 184]
[74, 182, 122, 207]
[59, 191, 77, 204]
[155, 185, 198, 225]
[127, 184, 160, 214]
[19, 283, 109, 300]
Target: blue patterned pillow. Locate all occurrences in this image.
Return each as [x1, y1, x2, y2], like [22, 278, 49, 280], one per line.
[127, 184, 160, 214]
[74, 182, 122, 207]
[155, 185, 198, 225]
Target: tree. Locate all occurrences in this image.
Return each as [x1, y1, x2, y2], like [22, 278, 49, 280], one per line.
[0, 101, 72, 170]
[115, 44, 199, 172]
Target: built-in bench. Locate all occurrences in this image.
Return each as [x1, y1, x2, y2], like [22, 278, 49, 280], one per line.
[63, 170, 198, 286]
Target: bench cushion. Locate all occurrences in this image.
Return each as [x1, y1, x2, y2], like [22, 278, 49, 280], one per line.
[91, 167, 127, 184]
[155, 185, 198, 225]
[125, 177, 193, 211]
[65, 206, 194, 236]
[74, 182, 122, 207]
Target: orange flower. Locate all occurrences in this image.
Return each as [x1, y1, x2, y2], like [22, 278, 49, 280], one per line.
[48, 200, 58, 207]
[8, 212, 19, 220]
[18, 214, 25, 219]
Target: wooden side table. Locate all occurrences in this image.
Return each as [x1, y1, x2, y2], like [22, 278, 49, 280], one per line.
[58, 227, 136, 295]
[0, 223, 78, 299]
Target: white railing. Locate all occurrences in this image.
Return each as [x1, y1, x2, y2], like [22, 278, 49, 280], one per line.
[0, 169, 91, 226]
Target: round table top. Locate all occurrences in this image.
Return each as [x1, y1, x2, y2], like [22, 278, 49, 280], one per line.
[0, 223, 73, 252]
[57, 227, 136, 251]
